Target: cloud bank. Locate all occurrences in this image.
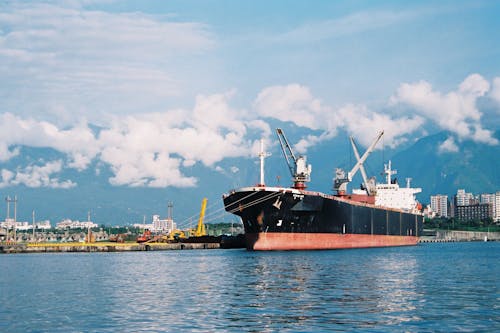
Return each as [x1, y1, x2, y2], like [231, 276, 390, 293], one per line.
[0, 160, 76, 189]
[0, 91, 260, 188]
[391, 74, 498, 145]
[254, 84, 426, 151]
[0, 1, 214, 123]
[0, 74, 498, 189]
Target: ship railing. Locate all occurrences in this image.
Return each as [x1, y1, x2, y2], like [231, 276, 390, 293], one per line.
[224, 191, 282, 215]
[202, 191, 283, 226]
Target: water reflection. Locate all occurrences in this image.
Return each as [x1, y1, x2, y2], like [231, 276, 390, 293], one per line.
[213, 250, 421, 331]
[1, 244, 499, 332]
[368, 254, 421, 325]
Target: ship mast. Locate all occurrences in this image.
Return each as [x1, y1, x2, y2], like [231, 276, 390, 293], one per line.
[32, 210, 35, 239]
[257, 139, 271, 187]
[384, 160, 397, 184]
[5, 196, 10, 221]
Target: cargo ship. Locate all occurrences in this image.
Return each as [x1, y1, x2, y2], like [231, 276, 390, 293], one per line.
[222, 129, 423, 250]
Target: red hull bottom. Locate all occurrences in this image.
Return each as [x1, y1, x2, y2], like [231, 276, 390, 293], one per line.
[246, 233, 419, 251]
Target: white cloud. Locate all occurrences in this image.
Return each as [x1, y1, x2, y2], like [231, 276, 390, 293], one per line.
[247, 119, 272, 138]
[253, 84, 424, 150]
[391, 73, 498, 145]
[491, 77, 500, 106]
[0, 113, 99, 170]
[337, 104, 425, 148]
[0, 89, 270, 188]
[0, 144, 20, 162]
[0, 1, 214, 121]
[273, 9, 421, 44]
[254, 84, 325, 130]
[97, 103, 252, 187]
[0, 74, 496, 189]
[438, 136, 459, 153]
[0, 160, 76, 189]
[294, 132, 336, 154]
[458, 73, 490, 96]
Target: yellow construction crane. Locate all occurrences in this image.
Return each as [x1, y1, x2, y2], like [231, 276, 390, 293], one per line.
[194, 198, 207, 237]
[166, 229, 186, 242]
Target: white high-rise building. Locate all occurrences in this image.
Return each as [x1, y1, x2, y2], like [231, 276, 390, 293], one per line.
[456, 189, 474, 206]
[152, 215, 176, 233]
[481, 193, 496, 220]
[430, 195, 448, 217]
[495, 192, 500, 222]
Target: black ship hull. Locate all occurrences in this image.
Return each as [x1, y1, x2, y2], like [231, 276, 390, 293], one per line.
[223, 187, 423, 250]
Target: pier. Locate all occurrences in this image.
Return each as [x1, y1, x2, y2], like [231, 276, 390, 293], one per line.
[419, 230, 500, 243]
[0, 241, 220, 254]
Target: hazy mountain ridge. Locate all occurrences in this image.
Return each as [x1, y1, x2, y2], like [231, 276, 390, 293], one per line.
[391, 130, 500, 199]
[0, 129, 498, 225]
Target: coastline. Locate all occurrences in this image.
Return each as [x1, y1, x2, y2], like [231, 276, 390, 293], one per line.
[2, 230, 499, 253]
[419, 230, 500, 243]
[0, 241, 220, 254]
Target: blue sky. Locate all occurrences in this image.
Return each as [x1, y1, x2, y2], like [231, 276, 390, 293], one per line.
[0, 0, 499, 189]
[98, 0, 500, 106]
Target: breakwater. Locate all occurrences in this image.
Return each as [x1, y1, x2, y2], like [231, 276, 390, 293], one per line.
[419, 230, 500, 243]
[0, 242, 219, 254]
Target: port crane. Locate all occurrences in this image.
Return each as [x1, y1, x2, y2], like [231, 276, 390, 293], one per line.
[276, 128, 312, 190]
[334, 131, 384, 195]
[193, 197, 207, 237]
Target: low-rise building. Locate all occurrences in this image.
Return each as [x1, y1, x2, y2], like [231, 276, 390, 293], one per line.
[35, 220, 52, 230]
[56, 219, 98, 230]
[0, 218, 32, 230]
[455, 203, 492, 222]
[133, 215, 176, 233]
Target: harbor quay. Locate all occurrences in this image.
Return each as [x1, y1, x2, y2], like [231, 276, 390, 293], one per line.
[1, 230, 499, 253]
[419, 230, 500, 243]
[0, 241, 220, 254]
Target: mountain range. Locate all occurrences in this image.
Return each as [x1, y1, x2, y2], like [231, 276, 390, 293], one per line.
[1, 128, 499, 226]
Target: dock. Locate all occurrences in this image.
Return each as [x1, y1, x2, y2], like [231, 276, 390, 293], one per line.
[0, 241, 220, 254]
[418, 230, 500, 243]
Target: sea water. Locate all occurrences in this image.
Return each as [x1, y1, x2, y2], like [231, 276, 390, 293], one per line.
[0, 242, 498, 332]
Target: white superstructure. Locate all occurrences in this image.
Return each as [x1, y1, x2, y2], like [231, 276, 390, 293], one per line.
[374, 161, 422, 212]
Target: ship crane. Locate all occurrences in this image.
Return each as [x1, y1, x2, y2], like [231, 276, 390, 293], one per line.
[276, 128, 312, 190]
[334, 131, 384, 195]
[350, 136, 378, 196]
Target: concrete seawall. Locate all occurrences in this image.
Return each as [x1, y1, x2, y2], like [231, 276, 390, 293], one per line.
[0, 242, 220, 254]
[419, 230, 500, 243]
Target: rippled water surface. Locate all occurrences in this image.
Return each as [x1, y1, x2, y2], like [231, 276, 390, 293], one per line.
[1, 242, 499, 332]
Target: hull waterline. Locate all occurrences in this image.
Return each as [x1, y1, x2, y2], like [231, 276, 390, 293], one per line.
[245, 232, 418, 251]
